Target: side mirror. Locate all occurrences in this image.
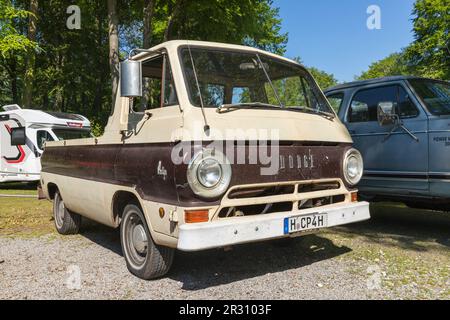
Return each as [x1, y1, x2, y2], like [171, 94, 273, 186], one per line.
[0, 114, 10, 122]
[377, 101, 397, 126]
[120, 59, 142, 97]
[11, 127, 26, 146]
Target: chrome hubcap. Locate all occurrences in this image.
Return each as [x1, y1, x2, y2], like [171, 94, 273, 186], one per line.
[132, 224, 148, 254]
[55, 199, 65, 228]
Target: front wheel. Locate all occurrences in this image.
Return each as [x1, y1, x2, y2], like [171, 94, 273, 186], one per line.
[53, 191, 81, 235]
[120, 204, 174, 280]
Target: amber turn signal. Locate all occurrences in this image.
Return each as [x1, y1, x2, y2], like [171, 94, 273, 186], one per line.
[351, 192, 358, 202]
[185, 210, 209, 223]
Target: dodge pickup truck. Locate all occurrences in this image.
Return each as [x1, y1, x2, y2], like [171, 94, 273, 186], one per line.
[41, 40, 370, 280]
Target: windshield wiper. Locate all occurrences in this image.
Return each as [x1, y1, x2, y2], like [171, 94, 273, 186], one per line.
[256, 54, 284, 108]
[217, 103, 335, 120]
[286, 106, 335, 120]
[217, 102, 281, 113]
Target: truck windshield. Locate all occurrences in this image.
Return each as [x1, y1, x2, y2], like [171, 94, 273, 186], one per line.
[52, 129, 91, 141]
[409, 79, 450, 115]
[180, 47, 333, 115]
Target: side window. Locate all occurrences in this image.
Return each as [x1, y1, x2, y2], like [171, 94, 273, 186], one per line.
[202, 84, 225, 107]
[349, 86, 397, 123]
[265, 76, 324, 111]
[163, 57, 178, 106]
[232, 87, 251, 104]
[327, 93, 344, 113]
[134, 55, 178, 111]
[398, 86, 419, 118]
[37, 130, 54, 150]
[266, 77, 306, 107]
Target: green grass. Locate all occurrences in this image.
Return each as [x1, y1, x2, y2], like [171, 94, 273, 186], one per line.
[0, 197, 53, 237]
[320, 203, 450, 300]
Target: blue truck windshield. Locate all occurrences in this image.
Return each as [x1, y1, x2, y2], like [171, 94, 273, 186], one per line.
[409, 79, 450, 116]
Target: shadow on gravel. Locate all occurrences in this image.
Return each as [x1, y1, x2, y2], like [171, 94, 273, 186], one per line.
[77, 218, 351, 290]
[170, 235, 351, 291]
[334, 202, 450, 252]
[79, 219, 122, 256]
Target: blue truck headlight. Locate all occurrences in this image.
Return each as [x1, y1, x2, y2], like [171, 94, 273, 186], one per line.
[187, 149, 232, 198]
[343, 148, 363, 186]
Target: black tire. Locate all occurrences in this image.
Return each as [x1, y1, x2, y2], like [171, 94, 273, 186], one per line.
[120, 204, 174, 280]
[53, 191, 81, 235]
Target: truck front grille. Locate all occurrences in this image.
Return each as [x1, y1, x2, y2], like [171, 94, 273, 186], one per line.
[216, 179, 348, 219]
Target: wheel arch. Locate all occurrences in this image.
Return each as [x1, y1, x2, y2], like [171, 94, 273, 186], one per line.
[47, 182, 59, 200]
[111, 190, 154, 231]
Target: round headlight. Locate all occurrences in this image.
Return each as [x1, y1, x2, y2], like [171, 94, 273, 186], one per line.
[197, 158, 222, 188]
[187, 149, 232, 198]
[343, 148, 363, 186]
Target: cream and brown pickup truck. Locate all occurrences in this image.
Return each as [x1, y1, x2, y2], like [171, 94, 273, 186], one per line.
[40, 40, 370, 280]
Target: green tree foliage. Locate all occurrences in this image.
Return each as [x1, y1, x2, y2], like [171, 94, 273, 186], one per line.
[405, 0, 449, 79]
[308, 67, 338, 90]
[357, 52, 411, 80]
[0, 0, 288, 134]
[292, 57, 338, 90]
[0, 0, 37, 56]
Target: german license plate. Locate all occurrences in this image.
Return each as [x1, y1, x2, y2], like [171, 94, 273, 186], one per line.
[284, 213, 328, 234]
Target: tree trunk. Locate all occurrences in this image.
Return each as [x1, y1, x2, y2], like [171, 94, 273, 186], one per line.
[23, 0, 39, 109]
[11, 58, 18, 103]
[107, 0, 119, 105]
[164, 0, 184, 41]
[143, 0, 155, 48]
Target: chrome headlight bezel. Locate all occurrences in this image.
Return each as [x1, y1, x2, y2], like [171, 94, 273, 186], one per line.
[343, 148, 364, 186]
[187, 149, 232, 199]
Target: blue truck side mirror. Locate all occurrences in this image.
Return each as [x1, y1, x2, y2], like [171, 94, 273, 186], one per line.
[377, 102, 397, 126]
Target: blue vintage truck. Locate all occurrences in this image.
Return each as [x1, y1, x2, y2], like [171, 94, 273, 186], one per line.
[325, 76, 450, 211]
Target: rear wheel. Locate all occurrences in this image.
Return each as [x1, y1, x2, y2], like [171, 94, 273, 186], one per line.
[120, 204, 174, 280]
[53, 191, 81, 235]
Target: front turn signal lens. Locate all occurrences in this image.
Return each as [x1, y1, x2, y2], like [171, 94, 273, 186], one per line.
[185, 210, 209, 223]
[351, 192, 358, 202]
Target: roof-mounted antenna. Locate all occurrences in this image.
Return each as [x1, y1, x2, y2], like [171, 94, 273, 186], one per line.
[187, 43, 210, 135]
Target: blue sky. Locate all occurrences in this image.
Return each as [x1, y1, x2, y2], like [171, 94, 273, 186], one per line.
[274, 0, 416, 82]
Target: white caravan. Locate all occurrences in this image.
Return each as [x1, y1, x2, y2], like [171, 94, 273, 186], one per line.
[0, 104, 91, 183]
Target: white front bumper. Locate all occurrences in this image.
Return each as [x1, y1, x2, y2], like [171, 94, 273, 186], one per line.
[177, 201, 370, 251]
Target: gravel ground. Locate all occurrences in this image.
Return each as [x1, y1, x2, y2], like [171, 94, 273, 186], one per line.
[0, 204, 449, 300]
[0, 232, 378, 300]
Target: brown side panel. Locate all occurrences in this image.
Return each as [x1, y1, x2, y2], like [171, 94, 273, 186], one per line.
[114, 143, 178, 204]
[41, 145, 118, 184]
[41, 143, 179, 205]
[42, 142, 351, 208]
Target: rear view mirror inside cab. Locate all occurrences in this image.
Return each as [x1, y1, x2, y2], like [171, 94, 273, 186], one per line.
[11, 127, 27, 146]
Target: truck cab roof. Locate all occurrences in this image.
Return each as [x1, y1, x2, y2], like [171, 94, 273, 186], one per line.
[324, 76, 435, 93]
